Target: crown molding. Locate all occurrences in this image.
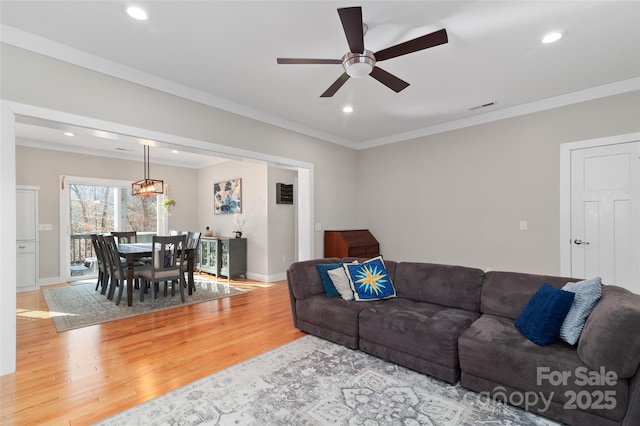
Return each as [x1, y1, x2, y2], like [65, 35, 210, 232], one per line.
[2, 24, 638, 150]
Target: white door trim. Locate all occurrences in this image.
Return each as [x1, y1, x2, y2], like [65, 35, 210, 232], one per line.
[559, 132, 640, 277]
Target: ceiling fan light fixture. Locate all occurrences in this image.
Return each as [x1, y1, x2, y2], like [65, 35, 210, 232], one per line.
[342, 51, 376, 78]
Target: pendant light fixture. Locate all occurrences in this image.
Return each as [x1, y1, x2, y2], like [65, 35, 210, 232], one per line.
[131, 144, 164, 196]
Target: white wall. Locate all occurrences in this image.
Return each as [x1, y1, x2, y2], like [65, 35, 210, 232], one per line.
[17, 145, 301, 284]
[197, 160, 270, 278]
[15, 145, 199, 281]
[356, 91, 640, 275]
[267, 167, 297, 277]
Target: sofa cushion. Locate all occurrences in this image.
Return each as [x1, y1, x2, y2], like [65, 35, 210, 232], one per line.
[515, 283, 575, 346]
[459, 314, 628, 422]
[393, 262, 484, 311]
[359, 298, 480, 369]
[344, 256, 396, 301]
[296, 295, 379, 339]
[559, 277, 602, 345]
[578, 285, 640, 379]
[480, 271, 580, 319]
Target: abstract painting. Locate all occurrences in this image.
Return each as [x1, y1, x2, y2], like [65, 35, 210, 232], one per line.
[214, 178, 242, 214]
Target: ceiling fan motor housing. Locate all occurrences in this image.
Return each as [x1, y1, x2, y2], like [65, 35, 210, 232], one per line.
[342, 50, 376, 77]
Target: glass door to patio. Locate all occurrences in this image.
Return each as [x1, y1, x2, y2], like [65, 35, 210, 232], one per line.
[61, 176, 164, 281]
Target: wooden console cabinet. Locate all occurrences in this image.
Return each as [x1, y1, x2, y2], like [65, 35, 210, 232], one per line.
[324, 230, 379, 258]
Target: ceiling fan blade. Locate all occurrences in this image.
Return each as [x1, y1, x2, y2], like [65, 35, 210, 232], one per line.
[277, 58, 342, 65]
[370, 67, 410, 93]
[374, 28, 448, 62]
[320, 73, 350, 97]
[338, 7, 365, 53]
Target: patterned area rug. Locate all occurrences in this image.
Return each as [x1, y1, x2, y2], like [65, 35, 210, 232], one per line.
[42, 277, 246, 332]
[94, 335, 558, 426]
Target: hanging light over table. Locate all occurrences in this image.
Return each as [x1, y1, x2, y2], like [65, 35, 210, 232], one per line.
[132, 144, 164, 196]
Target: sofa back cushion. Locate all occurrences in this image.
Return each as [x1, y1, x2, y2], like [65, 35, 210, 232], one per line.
[394, 262, 484, 312]
[480, 271, 580, 319]
[577, 285, 640, 379]
[287, 257, 341, 300]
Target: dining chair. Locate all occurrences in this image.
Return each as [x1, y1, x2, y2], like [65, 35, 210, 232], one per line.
[96, 234, 118, 297]
[182, 231, 201, 290]
[103, 235, 148, 305]
[90, 234, 109, 293]
[112, 231, 138, 244]
[139, 235, 187, 308]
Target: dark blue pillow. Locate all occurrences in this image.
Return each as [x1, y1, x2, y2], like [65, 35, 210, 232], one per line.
[515, 283, 575, 346]
[316, 263, 342, 297]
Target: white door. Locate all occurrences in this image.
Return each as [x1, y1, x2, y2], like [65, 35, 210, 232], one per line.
[570, 141, 640, 293]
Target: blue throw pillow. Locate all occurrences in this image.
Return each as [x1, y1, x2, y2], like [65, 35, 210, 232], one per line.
[343, 256, 396, 301]
[559, 277, 602, 345]
[316, 263, 342, 297]
[515, 283, 575, 346]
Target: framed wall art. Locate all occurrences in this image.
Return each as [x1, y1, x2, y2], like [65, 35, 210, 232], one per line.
[214, 178, 242, 215]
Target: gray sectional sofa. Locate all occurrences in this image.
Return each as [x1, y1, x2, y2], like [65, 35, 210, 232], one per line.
[286, 257, 640, 426]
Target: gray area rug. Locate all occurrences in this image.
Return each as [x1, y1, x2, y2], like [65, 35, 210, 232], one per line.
[42, 277, 246, 332]
[94, 335, 558, 426]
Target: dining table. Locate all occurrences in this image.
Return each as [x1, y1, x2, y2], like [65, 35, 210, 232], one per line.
[117, 242, 196, 307]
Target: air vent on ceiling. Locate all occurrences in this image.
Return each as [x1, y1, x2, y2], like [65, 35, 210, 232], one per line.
[469, 102, 496, 111]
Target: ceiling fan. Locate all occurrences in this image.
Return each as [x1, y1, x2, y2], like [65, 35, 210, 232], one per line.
[277, 6, 448, 97]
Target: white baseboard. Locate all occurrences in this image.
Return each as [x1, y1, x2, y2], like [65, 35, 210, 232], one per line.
[245, 271, 286, 283]
[39, 276, 67, 286]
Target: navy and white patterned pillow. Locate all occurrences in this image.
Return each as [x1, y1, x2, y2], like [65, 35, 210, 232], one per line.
[559, 277, 602, 345]
[343, 256, 396, 301]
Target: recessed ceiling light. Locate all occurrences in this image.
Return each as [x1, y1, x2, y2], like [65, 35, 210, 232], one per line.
[343, 106, 354, 113]
[63, 132, 74, 137]
[542, 32, 562, 44]
[171, 150, 179, 154]
[126, 6, 148, 21]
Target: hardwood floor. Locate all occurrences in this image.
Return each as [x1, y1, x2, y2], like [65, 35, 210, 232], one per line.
[1, 276, 305, 425]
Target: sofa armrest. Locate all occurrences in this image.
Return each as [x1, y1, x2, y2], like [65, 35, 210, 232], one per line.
[623, 366, 640, 426]
[578, 285, 640, 379]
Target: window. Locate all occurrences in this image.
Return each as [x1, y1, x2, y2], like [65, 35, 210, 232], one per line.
[61, 176, 167, 280]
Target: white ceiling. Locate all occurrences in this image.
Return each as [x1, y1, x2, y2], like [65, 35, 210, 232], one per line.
[2, 1, 640, 164]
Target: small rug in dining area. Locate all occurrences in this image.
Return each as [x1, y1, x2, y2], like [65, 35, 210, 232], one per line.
[94, 335, 558, 426]
[42, 276, 246, 332]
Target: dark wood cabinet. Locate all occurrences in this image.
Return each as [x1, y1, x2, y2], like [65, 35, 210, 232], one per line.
[324, 229, 379, 258]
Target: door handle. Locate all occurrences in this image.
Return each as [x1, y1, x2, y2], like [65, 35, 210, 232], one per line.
[574, 239, 590, 245]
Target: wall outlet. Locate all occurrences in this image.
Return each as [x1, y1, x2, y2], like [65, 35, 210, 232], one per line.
[519, 220, 528, 231]
[314, 223, 322, 231]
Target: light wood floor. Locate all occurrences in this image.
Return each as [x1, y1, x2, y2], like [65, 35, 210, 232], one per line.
[1, 275, 305, 425]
